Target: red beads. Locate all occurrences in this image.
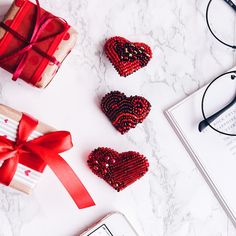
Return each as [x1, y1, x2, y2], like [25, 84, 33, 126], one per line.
[101, 91, 151, 134]
[104, 36, 152, 77]
[87, 147, 149, 192]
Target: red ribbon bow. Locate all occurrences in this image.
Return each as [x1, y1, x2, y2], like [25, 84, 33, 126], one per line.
[0, 0, 69, 84]
[0, 113, 95, 209]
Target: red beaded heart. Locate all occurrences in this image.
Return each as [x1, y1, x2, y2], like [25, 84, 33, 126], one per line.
[101, 91, 151, 134]
[104, 36, 152, 77]
[88, 147, 149, 192]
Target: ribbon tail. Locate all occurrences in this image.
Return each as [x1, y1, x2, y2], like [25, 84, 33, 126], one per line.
[28, 145, 95, 209]
[0, 155, 18, 186]
[12, 53, 29, 81]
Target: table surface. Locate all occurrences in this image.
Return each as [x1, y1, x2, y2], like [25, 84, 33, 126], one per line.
[0, 0, 236, 235]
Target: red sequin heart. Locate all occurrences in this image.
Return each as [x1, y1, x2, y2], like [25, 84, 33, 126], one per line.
[88, 147, 149, 192]
[104, 36, 152, 77]
[101, 91, 151, 134]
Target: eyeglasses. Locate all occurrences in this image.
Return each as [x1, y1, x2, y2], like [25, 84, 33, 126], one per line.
[206, 0, 236, 49]
[199, 0, 236, 136]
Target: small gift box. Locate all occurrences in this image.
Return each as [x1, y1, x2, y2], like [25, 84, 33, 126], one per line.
[0, 104, 95, 209]
[0, 104, 54, 194]
[0, 0, 77, 88]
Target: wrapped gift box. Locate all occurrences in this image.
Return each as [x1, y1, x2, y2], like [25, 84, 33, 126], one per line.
[0, 104, 55, 193]
[0, 0, 77, 88]
[0, 104, 95, 208]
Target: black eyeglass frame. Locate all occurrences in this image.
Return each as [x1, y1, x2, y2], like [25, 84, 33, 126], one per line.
[199, 0, 236, 136]
[200, 70, 236, 136]
[206, 0, 236, 49]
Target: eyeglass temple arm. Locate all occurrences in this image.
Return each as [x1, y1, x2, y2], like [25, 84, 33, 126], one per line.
[198, 96, 236, 132]
[223, 0, 236, 12]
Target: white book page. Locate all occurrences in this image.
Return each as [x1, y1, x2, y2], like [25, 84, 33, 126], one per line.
[166, 68, 236, 225]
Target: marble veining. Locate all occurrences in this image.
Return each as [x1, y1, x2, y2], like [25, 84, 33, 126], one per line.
[0, 0, 236, 235]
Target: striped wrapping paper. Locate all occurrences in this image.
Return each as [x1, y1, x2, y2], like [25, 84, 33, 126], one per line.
[0, 114, 42, 194]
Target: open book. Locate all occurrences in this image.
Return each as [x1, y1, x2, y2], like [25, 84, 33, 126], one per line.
[165, 67, 236, 227]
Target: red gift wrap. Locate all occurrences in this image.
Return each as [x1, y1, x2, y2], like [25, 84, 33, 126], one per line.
[0, 104, 95, 209]
[0, 0, 77, 88]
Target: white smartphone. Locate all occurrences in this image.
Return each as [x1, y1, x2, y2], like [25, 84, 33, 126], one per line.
[80, 212, 140, 236]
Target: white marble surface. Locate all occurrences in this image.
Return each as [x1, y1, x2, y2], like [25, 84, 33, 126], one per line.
[0, 0, 236, 235]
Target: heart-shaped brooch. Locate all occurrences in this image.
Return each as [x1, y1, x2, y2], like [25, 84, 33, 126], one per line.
[88, 147, 149, 192]
[101, 91, 151, 134]
[104, 36, 152, 77]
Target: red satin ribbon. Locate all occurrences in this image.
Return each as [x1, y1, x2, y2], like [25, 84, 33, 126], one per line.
[0, 0, 69, 84]
[0, 113, 95, 209]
